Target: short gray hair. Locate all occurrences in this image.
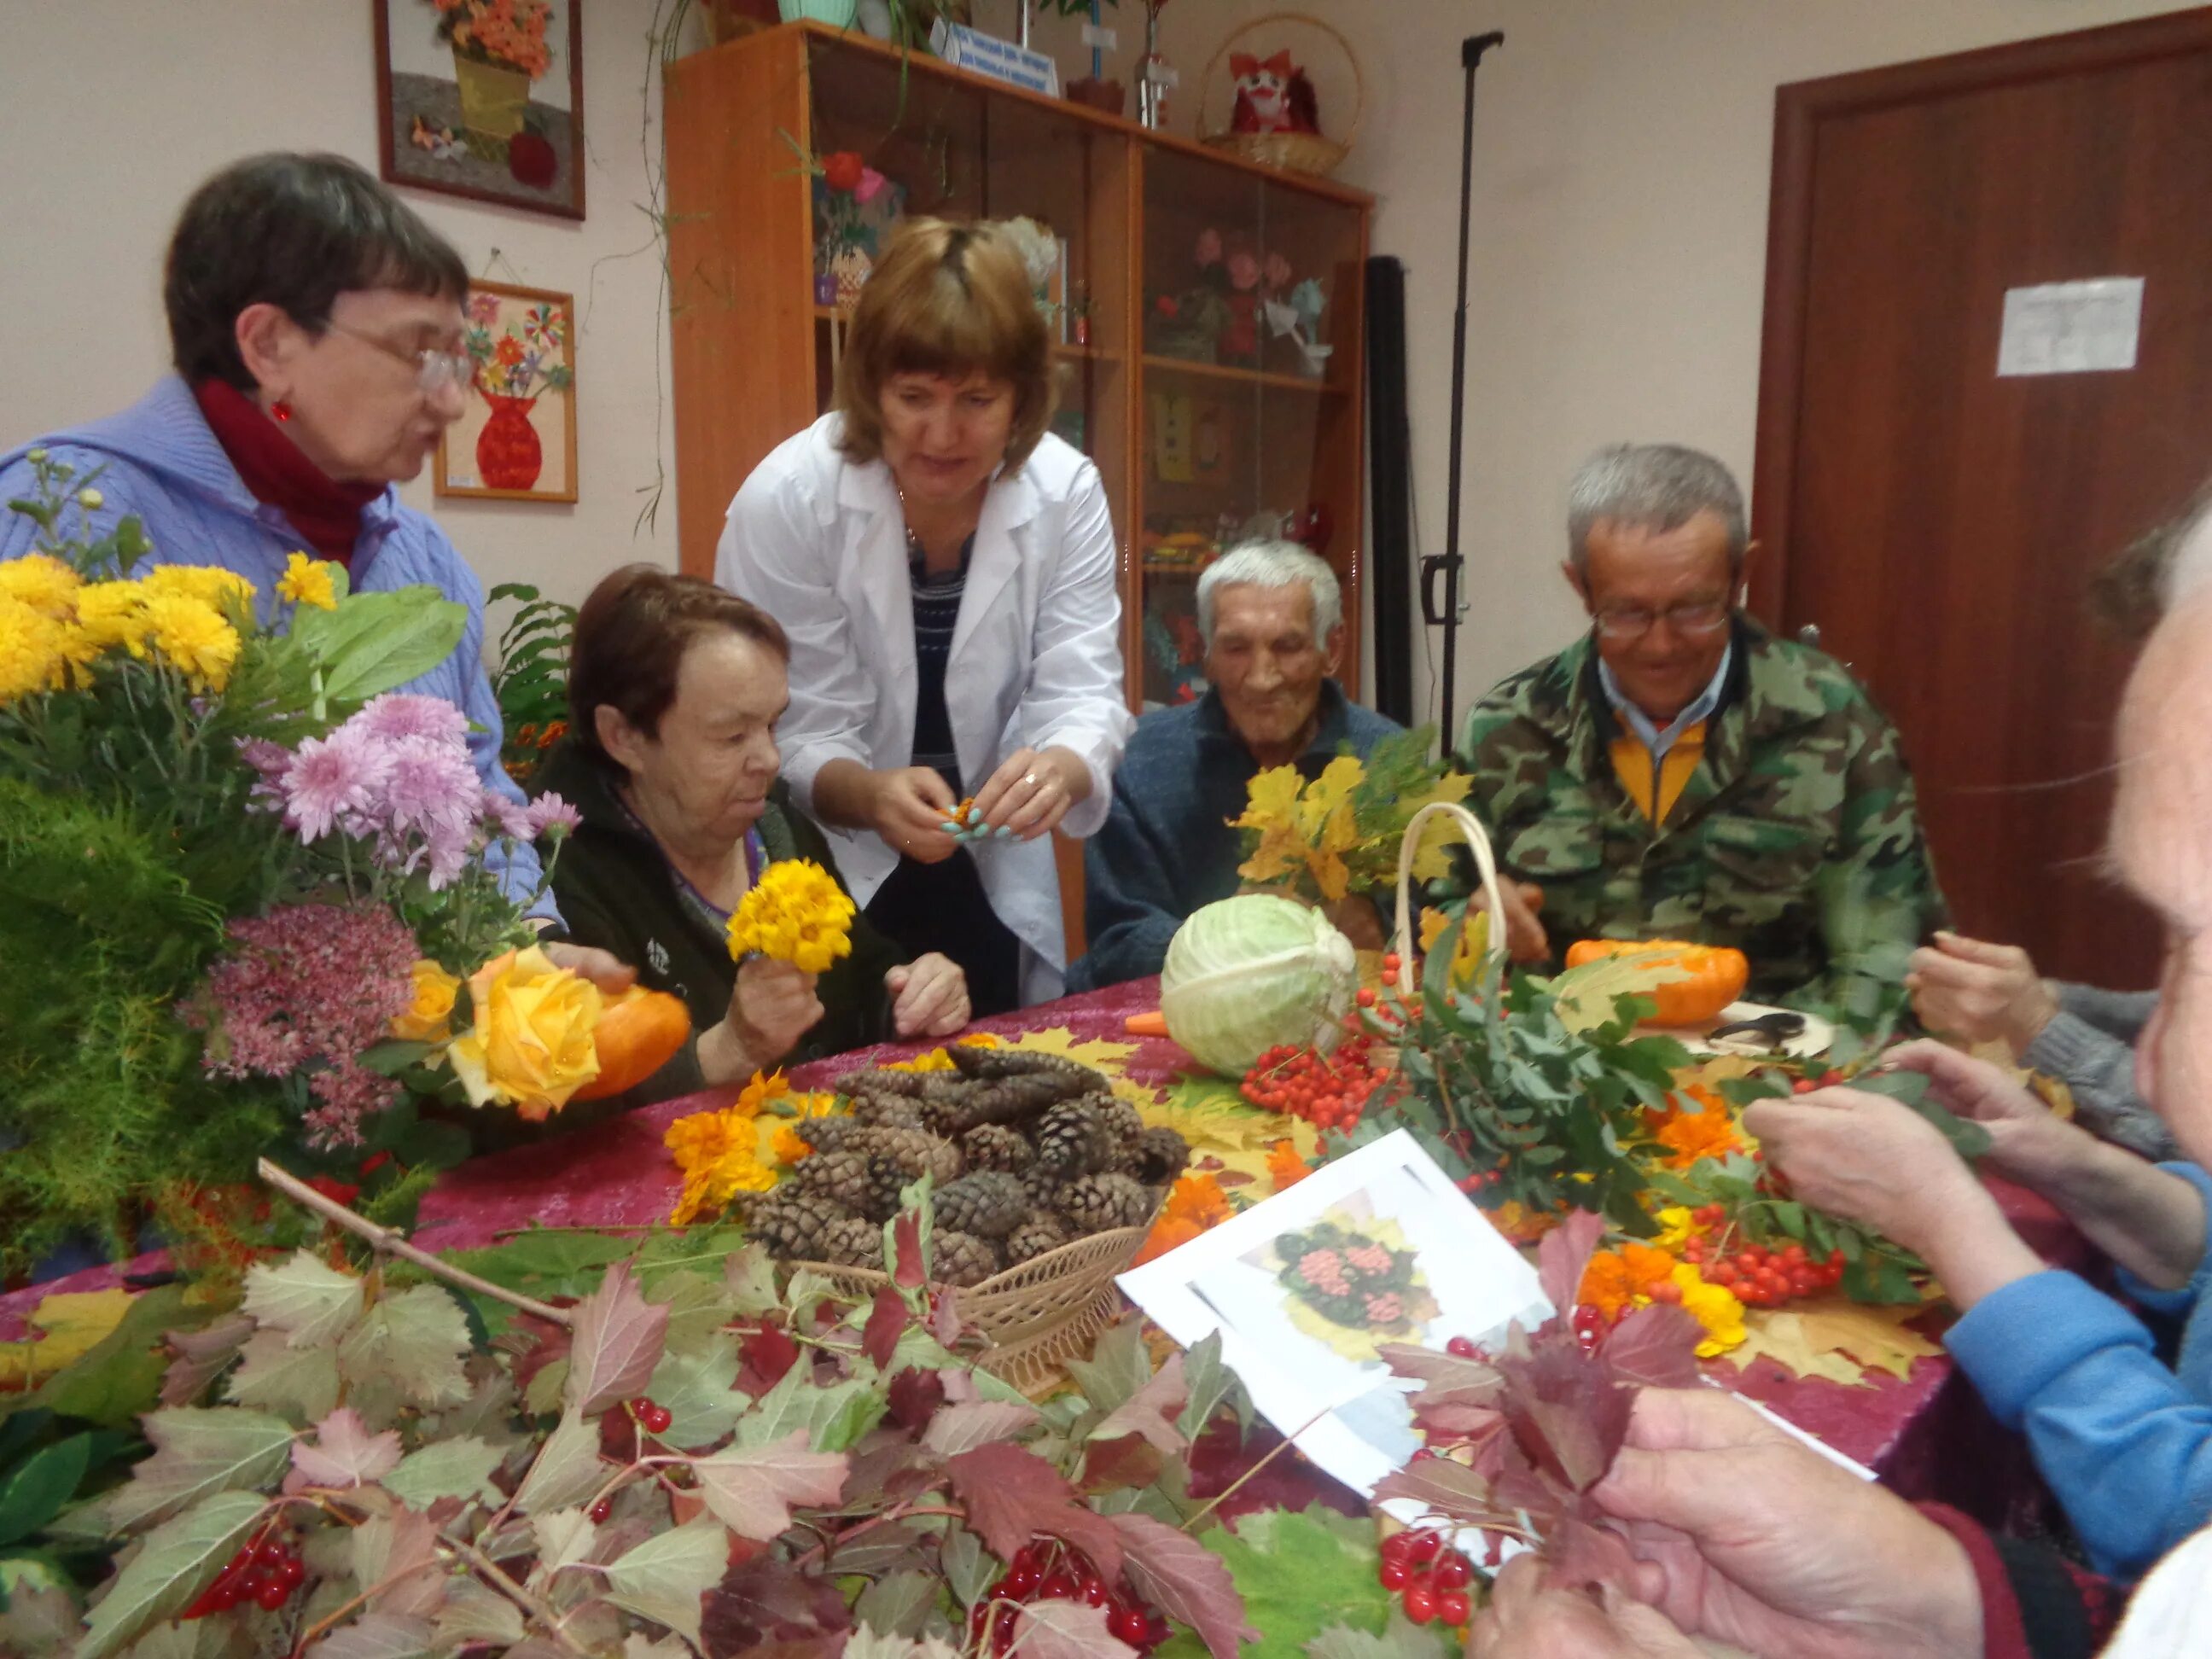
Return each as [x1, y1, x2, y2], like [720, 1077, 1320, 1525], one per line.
[1567, 443, 1748, 570]
[1196, 540, 1343, 647]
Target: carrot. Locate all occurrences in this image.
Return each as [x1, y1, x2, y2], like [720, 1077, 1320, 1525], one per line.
[1123, 1010, 1172, 1039]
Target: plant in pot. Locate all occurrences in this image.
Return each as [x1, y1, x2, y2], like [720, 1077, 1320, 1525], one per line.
[1054, 0, 1125, 114]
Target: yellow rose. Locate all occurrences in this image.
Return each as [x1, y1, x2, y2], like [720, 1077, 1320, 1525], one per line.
[393, 959, 461, 1043]
[446, 946, 604, 1121]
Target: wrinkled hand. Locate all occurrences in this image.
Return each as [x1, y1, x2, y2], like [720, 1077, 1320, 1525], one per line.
[725, 956, 824, 1066]
[540, 941, 637, 996]
[1740, 1086, 1978, 1254]
[973, 747, 1086, 841]
[1906, 932, 2059, 1052]
[888, 952, 970, 1039]
[1470, 1556, 1703, 1658]
[1593, 1390, 1983, 1659]
[1493, 877, 1550, 961]
[1880, 1039, 2087, 1185]
[870, 767, 960, 864]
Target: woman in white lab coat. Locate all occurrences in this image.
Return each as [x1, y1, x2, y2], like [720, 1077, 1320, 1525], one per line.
[716, 218, 1132, 1012]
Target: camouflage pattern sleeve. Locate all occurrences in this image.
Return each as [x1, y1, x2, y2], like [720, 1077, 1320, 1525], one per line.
[1787, 691, 1949, 1025]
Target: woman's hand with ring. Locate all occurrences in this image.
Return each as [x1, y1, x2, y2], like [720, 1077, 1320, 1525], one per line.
[868, 766, 960, 863]
[974, 747, 1086, 841]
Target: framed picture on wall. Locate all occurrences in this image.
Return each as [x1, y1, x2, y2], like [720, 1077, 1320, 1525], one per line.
[436, 281, 578, 504]
[374, 0, 586, 220]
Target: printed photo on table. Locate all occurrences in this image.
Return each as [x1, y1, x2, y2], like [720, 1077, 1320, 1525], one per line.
[374, 0, 585, 220]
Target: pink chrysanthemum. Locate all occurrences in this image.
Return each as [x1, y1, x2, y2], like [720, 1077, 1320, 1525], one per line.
[352, 692, 469, 748]
[525, 793, 581, 839]
[376, 733, 480, 841]
[281, 727, 387, 842]
[480, 787, 535, 842]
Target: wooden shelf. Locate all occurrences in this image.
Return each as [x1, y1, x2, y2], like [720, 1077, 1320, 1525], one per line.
[815, 306, 1121, 363]
[1141, 561, 1212, 578]
[1141, 353, 1346, 395]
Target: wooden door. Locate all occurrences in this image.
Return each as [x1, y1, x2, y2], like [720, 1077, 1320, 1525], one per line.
[1752, 9, 2212, 987]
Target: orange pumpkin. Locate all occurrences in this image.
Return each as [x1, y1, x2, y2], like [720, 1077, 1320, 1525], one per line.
[571, 987, 693, 1102]
[1562, 939, 1749, 1026]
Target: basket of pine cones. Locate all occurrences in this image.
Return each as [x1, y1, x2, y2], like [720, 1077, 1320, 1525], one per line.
[742, 1045, 1190, 1393]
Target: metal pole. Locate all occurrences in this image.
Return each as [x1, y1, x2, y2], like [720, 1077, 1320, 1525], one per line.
[1433, 32, 1503, 748]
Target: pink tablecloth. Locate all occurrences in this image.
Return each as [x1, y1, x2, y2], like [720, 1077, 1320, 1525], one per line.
[2, 978, 2083, 1527]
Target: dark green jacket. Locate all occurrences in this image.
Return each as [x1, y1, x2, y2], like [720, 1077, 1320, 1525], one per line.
[534, 741, 904, 1102]
[1452, 620, 1946, 1021]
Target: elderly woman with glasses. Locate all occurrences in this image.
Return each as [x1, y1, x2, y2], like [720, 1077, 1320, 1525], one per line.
[1447, 441, 1946, 1017]
[0, 151, 581, 937]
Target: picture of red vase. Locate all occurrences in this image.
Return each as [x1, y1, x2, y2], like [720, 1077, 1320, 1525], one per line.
[475, 393, 543, 491]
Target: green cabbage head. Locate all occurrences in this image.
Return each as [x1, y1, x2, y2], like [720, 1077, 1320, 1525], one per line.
[1160, 894, 1359, 1075]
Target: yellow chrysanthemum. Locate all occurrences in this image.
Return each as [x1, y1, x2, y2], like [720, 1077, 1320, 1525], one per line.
[732, 1068, 790, 1119]
[0, 554, 83, 620]
[275, 552, 338, 611]
[1652, 1206, 1700, 1253]
[726, 858, 856, 974]
[1672, 1264, 1747, 1358]
[0, 597, 67, 701]
[665, 1102, 777, 1225]
[140, 591, 242, 692]
[73, 580, 153, 656]
[142, 563, 256, 616]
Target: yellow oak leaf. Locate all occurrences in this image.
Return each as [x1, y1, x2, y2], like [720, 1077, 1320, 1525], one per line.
[1723, 1299, 1943, 1387]
[0, 1288, 137, 1388]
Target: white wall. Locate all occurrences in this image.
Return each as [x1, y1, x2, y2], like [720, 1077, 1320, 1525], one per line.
[0, 0, 683, 610]
[1020, 0, 2198, 723]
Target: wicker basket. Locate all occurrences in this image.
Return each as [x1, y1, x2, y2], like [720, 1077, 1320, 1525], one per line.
[1198, 14, 1365, 179]
[1387, 802, 1511, 1009]
[790, 1221, 1152, 1394]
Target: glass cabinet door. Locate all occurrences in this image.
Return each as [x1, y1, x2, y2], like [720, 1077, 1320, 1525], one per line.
[1136, 146, 1364, 710]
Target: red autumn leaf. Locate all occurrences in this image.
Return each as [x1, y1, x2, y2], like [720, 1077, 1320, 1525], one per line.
[1009, 1598, 1139, 1659]
[742, 1323, 800, 1393]
[1110, 1511, 1257, 1659]
[1603, 1303, 1705, 1388]
[563, 1260, 670, 1417]
[1079, 1432, 1163, 1495]
[503, 1311, 573, 1399]
[1537, 1209, 1608, 1314]
[701, 1553, 853, 1651]
[1371, 1452, 1514, 1525]
[863, 1287, 908, 1371]
[1497, 1339, 1634, 1494]
[1544, 1515, 1642, 1596]
[1090, 1354, 1187, 1454]
[942, 1441, 1124, 1579]
[1377, 1342, 1506, 1412]
[892, 1214, 926, 1289]
[931, 1285, 963, 1348]
[887, 1365, 945, 1432]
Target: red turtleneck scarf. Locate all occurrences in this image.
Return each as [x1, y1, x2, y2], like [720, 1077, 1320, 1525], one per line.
[194, 379, 383, 566]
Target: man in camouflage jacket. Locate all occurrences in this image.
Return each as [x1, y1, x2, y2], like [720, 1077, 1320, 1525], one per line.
[1452, 445, 1945, 1022]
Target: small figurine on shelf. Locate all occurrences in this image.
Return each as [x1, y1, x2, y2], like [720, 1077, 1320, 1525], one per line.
[1221, 239, 1263, 366]
[1230, 49, 1321, 135]
[1146, 287, 1227, 362]
[800, 139, 904, 313]
[1263, 274, 1333, 379]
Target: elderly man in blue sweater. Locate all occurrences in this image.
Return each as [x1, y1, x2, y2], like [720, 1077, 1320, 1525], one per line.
[1069, 541, 1400, 990]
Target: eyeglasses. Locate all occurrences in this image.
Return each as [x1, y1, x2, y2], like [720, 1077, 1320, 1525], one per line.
[1591, 600, 1732, 641]
[323, 320, 476, 395]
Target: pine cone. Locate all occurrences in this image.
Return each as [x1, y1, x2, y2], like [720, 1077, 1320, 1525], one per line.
[1061, 1172, 1158, 1235]
[789, 1150, 876, 1212]
[795, 1115, 862, 1154]
[1124, 1125, 1191, 1187]
[1006, 1210, 1076, 1265]
[1021, 1165, 1063, 1212]
[961, 1122, 1035, 1175]
[1033, 1099, 1112, 1180]
[745, 1190, 849, 1260]
[931, 1229, 1005, 1289]
[847, 1093, 928, 1132]
[847, 1124, 963, 1186]
[818, 1215, 884, 1269]
[947, 1072, 1092, 1134]
[862, 1154, 917, 1223]
[931, 1171, 1028, 1239]
[947, 1046, 1109, 1086]
[1094, 1094, 1145, 1145]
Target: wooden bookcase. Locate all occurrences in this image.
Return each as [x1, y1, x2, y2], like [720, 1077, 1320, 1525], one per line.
[664, 20, 1371, 948]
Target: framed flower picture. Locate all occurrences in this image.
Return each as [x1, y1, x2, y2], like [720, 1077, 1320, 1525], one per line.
[435, 281, 578, 504]
[375, 0, 586, 220]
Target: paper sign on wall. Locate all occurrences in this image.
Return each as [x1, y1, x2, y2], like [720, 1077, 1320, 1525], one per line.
[1997, 277, 2145, 376]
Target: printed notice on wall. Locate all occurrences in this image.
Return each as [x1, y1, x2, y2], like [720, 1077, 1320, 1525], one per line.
[1997, 277, 2145, 376]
